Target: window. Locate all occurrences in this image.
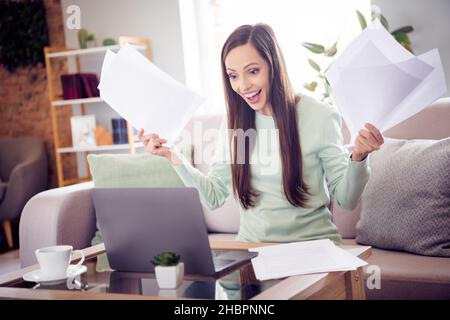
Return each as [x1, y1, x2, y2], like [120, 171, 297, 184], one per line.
[179, 0, 370, 115]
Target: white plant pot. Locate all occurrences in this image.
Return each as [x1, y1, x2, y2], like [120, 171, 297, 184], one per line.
[155, 262, 184, 289]
[86, 40, 96, 48]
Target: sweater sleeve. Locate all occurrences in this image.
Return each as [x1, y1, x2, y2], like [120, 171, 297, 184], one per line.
[318, 105, 370, 210]
[171, 119, 232, 210]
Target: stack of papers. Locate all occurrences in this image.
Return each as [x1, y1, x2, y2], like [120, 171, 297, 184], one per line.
[249, 239, 367, 281]
[98, 43, 204, 146]
[325, 20, 447, 143]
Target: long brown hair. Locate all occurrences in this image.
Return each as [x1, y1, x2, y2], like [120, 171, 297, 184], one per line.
[221, 23, 310, 209]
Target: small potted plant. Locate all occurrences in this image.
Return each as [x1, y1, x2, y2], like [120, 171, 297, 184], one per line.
[152, 252, 184, 289]
[85, 34, 96, 48]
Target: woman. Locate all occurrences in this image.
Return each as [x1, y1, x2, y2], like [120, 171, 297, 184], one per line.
[138, 23, 384, 244]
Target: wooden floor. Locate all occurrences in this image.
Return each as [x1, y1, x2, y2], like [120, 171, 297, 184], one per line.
[0, 249, 20, 275]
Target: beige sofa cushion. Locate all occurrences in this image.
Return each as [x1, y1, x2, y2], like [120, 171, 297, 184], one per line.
[344, 239, 450, 283]
[343, 239, 450, 299]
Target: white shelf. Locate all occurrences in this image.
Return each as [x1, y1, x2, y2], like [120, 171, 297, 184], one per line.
[51, 97, 104, 107]
[57, 142, 143, 153]
[46, 44, 146, 58]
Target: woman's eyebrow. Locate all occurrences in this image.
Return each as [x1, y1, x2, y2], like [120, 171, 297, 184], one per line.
[226, 62, 260, 72]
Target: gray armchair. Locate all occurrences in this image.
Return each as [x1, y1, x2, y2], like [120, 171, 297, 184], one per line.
[0, 137, 48, 248]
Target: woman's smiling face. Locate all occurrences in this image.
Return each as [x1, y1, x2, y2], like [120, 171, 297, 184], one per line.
[225, 43, 272, 116]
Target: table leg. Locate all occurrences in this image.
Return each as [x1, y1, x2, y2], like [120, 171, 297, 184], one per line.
[345, 267, 366, 300]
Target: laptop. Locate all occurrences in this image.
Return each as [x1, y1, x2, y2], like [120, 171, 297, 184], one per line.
[91, 187, 257, 276]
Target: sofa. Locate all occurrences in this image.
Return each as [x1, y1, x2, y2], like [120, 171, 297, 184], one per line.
[19, 98, 450, 299]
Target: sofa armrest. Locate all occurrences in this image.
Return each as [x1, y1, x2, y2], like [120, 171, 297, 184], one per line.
[19, 182, 96, 267]
[331, 199, 362, 239]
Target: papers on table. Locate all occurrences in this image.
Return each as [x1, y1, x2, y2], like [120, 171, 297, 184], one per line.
[249, 239, 367, 281]
[325, 20, 447, 143]
[98, 43, 204, 146]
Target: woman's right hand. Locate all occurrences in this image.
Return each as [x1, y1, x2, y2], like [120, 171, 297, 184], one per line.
[137, 129, 180, 164]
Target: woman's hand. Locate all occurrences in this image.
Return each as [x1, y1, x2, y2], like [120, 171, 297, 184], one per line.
[137, 129, 180, 165]
[352, 123, 384, 161]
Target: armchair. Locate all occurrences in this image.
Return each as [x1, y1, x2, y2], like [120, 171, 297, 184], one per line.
[0, 137, 48, 248]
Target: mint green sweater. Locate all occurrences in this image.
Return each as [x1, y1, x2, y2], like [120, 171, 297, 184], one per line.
[172, 94, 370, 243]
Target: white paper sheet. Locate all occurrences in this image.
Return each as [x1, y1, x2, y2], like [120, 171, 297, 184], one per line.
[249, 239, 367, 281]
[325, 20, 447, 143]
[98, 43, 204, 146]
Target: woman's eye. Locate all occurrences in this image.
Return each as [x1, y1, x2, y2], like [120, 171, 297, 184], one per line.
[249, 69, 259, 75]
[228, 74, 237, 80]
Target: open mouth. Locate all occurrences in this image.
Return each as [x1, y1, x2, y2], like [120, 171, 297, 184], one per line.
[243, 89, 262, 104]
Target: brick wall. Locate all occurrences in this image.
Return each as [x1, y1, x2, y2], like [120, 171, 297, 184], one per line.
[0, 0, 77, 188]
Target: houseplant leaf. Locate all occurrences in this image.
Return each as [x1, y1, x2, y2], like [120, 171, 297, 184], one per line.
[152, 252, 180, 266]
[379, 14, 390, 30]
[308, 58, 321, 72]
[356, 10, 367, 30]
[303, 81, 318, 92]
[392, 31, 410, 45]
[391, 26, 414, 34]
[302, 42, 325, 54]
[324, 42, 337, 57]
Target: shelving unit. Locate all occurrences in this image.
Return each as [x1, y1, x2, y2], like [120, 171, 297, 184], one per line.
[44, 37, 151, 187]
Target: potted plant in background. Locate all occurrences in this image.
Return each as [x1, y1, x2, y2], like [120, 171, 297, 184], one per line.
[78, 29, 97, 49]
[301, 5, 414, 102]
[85, 33, 96, 48]
[102, 38, 117, 46]
[152, 252, 184, 289]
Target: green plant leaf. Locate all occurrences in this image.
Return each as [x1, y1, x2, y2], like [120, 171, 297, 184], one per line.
[391, 26, 413, 34]
[301, 42, 325, 54]
[324, 42, 337, 57]
[379, 14, 390, 30]
[303, 81, 318, 92]
[356, 10, 367, 30]
[152, 252, 180, 266]
[78, 29, 88, 49]
[103, 38, 117, 46]
[392, 31, 410, 45]
[325, 81, 331, 95]
[308, 58, 321, 72]
[371, 9, 379, 21]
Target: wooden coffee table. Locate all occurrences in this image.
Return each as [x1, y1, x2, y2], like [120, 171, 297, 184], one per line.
[0, 237, 371, 300]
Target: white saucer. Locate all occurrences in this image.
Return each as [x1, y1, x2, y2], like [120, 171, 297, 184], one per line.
[23, 264, 88, 286]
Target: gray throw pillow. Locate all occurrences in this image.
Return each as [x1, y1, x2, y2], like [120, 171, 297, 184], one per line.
[356, 138, 450, 257]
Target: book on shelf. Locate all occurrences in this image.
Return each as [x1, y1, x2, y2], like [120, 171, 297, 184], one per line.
[111, 118, 128, 144]
[61, 73, 100, 100]
[61, 74, 83, 100]
[80, 74, 100, 97]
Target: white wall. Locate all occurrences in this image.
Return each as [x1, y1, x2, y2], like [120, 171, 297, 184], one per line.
[372, 0, 450, 96]
[61, 0, 185, 83]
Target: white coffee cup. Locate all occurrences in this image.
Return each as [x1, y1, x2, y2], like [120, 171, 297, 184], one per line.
[35, 245, 85, 279]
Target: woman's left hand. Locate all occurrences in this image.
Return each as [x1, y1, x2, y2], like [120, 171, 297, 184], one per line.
[352, 123, 384, 161]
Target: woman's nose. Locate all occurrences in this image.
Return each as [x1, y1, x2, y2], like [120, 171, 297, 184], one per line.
[239, 76, 251, 92]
